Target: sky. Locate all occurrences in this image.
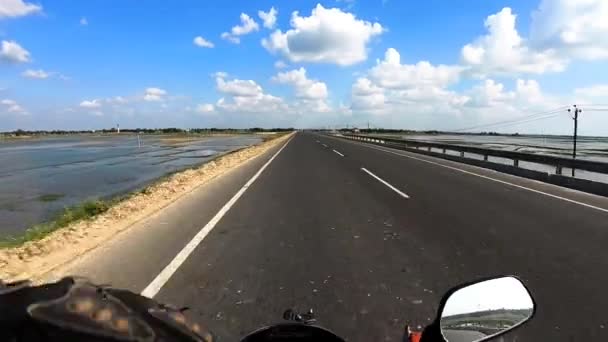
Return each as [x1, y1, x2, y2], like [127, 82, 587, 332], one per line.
[1, 0, 608, 134]
[441, 277, 534, 316]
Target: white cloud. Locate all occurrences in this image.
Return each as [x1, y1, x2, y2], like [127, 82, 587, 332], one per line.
[143, 87, 167, 101]
[214, 73, 286, 113]
[262, 4, 383, 66]
[461, 7, 566, 76]
[107, 96, 128, 104]
[574, 85, 608, 100]
[530, 0, 608, 60]
[258, 7, 278, 29]
[80, 17, 88, 26]
[273, 67, 331, 112]
[1, 98, 26, 113]
[370, 48, 462, 89]
[351, 77, 385, 110]
[273, 67, 328, 100]
[0, 40, 31, 63]
[274, 60, 288, 69]
[79, 99, 102, 108]
[216, 75, 262, 97]
[221, 13, 259, 44]
[0, 0, 42, 18]
[193, 36, 214, 48]
[21, 69, 50, 79]
[196, 103, 214, 113]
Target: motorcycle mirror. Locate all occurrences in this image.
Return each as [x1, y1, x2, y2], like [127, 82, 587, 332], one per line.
[438, 276, 535, 342]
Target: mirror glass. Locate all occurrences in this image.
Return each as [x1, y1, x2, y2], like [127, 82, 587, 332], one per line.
[440, 277, 534, 342]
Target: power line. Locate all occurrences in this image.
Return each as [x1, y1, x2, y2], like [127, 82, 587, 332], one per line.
[452, 106, 569, 132]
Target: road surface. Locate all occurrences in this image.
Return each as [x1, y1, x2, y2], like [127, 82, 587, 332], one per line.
[62, 132, 608, 341]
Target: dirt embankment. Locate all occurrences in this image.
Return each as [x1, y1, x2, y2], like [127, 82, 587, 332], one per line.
[0, 133, 293, 282]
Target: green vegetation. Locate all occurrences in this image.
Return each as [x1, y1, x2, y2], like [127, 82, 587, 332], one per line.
[37, 194, 65, 202]
[0, 199, 111, 248]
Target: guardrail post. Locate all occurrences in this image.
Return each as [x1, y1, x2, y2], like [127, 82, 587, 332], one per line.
[484, 155, 488, 161]
[460, 151, 465, 157]
[556, 165, 562, 175]
[514, 159, 519, 167]
[442, 148, 446, 154]
[427, 147, 432, 152]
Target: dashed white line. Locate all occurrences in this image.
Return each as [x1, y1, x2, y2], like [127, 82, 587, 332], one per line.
[333, 149, 345, 157]
[361, 167, 410, 199]
[358, 143, 608, 214]
[322, 144, 328, 148]
[316, 140, 320, 143]
[141, 136, 294, 298]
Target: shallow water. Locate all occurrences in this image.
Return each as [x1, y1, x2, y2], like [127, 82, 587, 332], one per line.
[395, 134, 608, 183]
[0, 134, 261, 235]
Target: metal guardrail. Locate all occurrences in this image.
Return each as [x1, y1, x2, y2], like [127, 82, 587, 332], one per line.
[341, 134, 608, 176]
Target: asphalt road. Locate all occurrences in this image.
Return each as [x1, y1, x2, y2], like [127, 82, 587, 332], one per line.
[67, 132, 608, 341]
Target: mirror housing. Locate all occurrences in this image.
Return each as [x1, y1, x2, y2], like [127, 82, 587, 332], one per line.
[424, 276, 535, 342]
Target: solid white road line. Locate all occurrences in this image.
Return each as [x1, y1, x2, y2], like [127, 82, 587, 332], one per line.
[141, 136, 294, 298]
[360, 143, 608, 214]
[333, 149, 345, 157]
[361, 167, 410, 199]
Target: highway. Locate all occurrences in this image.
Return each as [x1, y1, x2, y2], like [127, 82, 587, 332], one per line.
[61, 132, 608, 341]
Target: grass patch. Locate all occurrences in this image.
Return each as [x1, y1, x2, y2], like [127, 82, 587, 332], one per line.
[0, 199, 111, 248]
[37, 193, 65, 202]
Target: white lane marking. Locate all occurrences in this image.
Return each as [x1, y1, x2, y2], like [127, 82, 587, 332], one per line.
[322, 144, 328, 148]
[361, 167, 410, 199]
[359, 143, 608, 214]
[316, 140, 320, 143]
[332, 149, 345, 157]
[141, 136, 294, 298]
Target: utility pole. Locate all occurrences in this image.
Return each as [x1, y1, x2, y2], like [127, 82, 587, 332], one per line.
[567, 105, 582, 177]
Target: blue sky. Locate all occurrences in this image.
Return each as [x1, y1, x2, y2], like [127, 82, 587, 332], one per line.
[1, 0, 608, 134]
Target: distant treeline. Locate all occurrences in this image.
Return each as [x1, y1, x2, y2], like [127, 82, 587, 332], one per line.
[1, 128, 295, 136]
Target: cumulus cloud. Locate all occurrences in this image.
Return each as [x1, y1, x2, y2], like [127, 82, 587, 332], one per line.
[0, 40, 31, 63]
[79, 99, 102, 108]
[0, 0, 42, 18]
[262, 4, 383, 66]
[273, 68, 328, 100]
[21, 69, 50, 79]
[1, 99, 27, 114]
[143, 87, 167, 101]
[214, 73, 286, 113]
[370, 48, 463, 89]
[258, 7, 278, 29]
[221, 13, 259, 44]
[461, 7, 566, 76]
[193, 36, 214, 48]
[530, 0, 608, 60]
[351, 77, 385, 110]
[273, 67, 331, 112]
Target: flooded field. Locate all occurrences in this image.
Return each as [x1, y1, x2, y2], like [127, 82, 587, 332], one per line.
[401, 134, 608, 162]
[0, 134, 261, 235]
